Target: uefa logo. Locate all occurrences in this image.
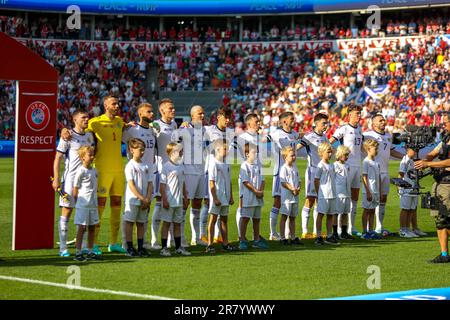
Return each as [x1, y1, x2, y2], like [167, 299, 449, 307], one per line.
[25, 101, 51, 132]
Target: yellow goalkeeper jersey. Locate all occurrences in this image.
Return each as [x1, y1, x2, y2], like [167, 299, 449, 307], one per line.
[87, 114, 124, 173]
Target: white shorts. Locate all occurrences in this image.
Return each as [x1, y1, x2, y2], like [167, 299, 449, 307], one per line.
[59, 177, 76, 208]
[280, 202, 299, 217]
[74, 208, 99, 226]
[272, 175, 282, 197]
[362, 193, 380, 210]
[400, 195, 418, 210]
[209, 204, 229, 216]
[305, 166, 317, 198]
[123, 203, 150, 223]
[380, 173, 390, 195]
[348, 166, 361, 189]
[317, 198, 337, 215]
[336, 197, 351, 214]
[160, 207, 183, 224]
[240, 206, 262, 219]
[185, 174, 206, 200]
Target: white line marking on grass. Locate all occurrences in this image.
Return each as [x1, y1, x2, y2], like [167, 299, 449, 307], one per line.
[0, 275, 178, 300]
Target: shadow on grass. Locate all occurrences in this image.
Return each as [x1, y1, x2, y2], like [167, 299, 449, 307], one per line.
[0, 232, 438, 265]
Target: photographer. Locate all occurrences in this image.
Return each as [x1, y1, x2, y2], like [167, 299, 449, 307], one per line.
[415, 113, 450, 263]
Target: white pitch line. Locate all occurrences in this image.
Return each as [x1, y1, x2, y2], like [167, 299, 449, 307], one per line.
[0, 275, 178, 300]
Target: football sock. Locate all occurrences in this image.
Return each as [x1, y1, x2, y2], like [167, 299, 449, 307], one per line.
[350, 200, 357, 232]
[312, 207, 318, 234]
[181, 209, 187, 244]
[59, 216, 69, 252]
[236, 207, 241, 238]
[214, 219, 221, 239]
[333, 225, 338, 235]
[137, 239, 143, 251]
[375, 203, 386, 232]
[175, 236, 181, 250]
[168, 223, 174, 246]
[151, 202, 161, 246]
[161, 238, 167, 249]
[109, 206, 121, 245]
[121, 219, 127, 249]
[269, 207, 279, 236]
[94, 205, 105, 244]
[127, 241, 133, 250]
[199, 204, 209, 238]
[190, 208, 200, 241]
[301, 206, 311, 235]
[342, 225, 348, 235]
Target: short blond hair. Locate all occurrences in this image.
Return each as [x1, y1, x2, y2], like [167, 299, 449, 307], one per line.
[137, 102, 152, 112]
[213, 139, 228, 152]
[317, 142, 332, 157]
[281, 146, 295, 159]
[78, 145, 95, 159]
[166, 142, 183, 157]
[363, 139, 379, 152]
[335, 145, 350, 160]
[128, 138, 145, 150]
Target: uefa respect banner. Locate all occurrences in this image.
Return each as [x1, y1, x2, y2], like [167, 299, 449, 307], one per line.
[14, 80, 57, 250]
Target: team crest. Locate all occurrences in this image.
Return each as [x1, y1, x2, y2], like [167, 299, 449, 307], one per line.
[25, 101, 50, 132]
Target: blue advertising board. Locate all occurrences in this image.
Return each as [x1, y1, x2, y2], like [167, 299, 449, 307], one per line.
[1, 0, 449, 15]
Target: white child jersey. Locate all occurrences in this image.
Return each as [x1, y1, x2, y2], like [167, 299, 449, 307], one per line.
[315, 161, 337, 199]
[236, 131, 262, 163]
[208, 157, 231, 205]
[74, 166, 98, 209]
[363, 130, 395, 174]
[154, 119, 178, 165]
[56, 130, 95, 180]
[300, 130, 329, 168]
[269, 128, 300, 175]
[171, 123, 205, 175]
[124, 159, 153, 205]
[279, 163, 300, 204]
[362, 157, 381, 194]
[332, 124, 363, 167]
[239, 161, 264, 207]
[160, 160, 185, 207]
[398, 155, 415, 195]
[122, 124, 157, 168]
[204, 125, 235, 173]
[334, 161, 351, 198]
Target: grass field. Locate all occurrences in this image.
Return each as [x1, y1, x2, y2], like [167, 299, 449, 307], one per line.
[0, 157, 448, 300]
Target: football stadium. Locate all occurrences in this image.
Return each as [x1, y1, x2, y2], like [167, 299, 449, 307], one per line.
[0, 0, 450, 302]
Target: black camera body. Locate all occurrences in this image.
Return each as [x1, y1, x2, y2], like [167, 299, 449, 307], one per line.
[393, 125, 437, 150]
[421, 192, 438, 210]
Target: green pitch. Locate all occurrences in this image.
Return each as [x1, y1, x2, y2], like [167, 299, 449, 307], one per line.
[0, 157, 448, 300]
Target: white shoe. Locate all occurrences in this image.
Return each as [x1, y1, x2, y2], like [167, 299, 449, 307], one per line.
[269, 233, 281, 241]
[160, 247, 171, 257]
[407, 230, 419, 238]
[399, 229, 414, 238]
[413, 229, 427, 236]
[151, 243, 162, 250]
[143, 243, 152, 250]
[176, 247, 192, 256]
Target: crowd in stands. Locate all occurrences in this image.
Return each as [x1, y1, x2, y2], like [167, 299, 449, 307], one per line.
[1, 13, 449, 42]
[0, 11, 449, 141]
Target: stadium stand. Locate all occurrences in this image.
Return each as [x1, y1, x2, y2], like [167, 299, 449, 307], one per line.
[0, 9, 449, 140]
